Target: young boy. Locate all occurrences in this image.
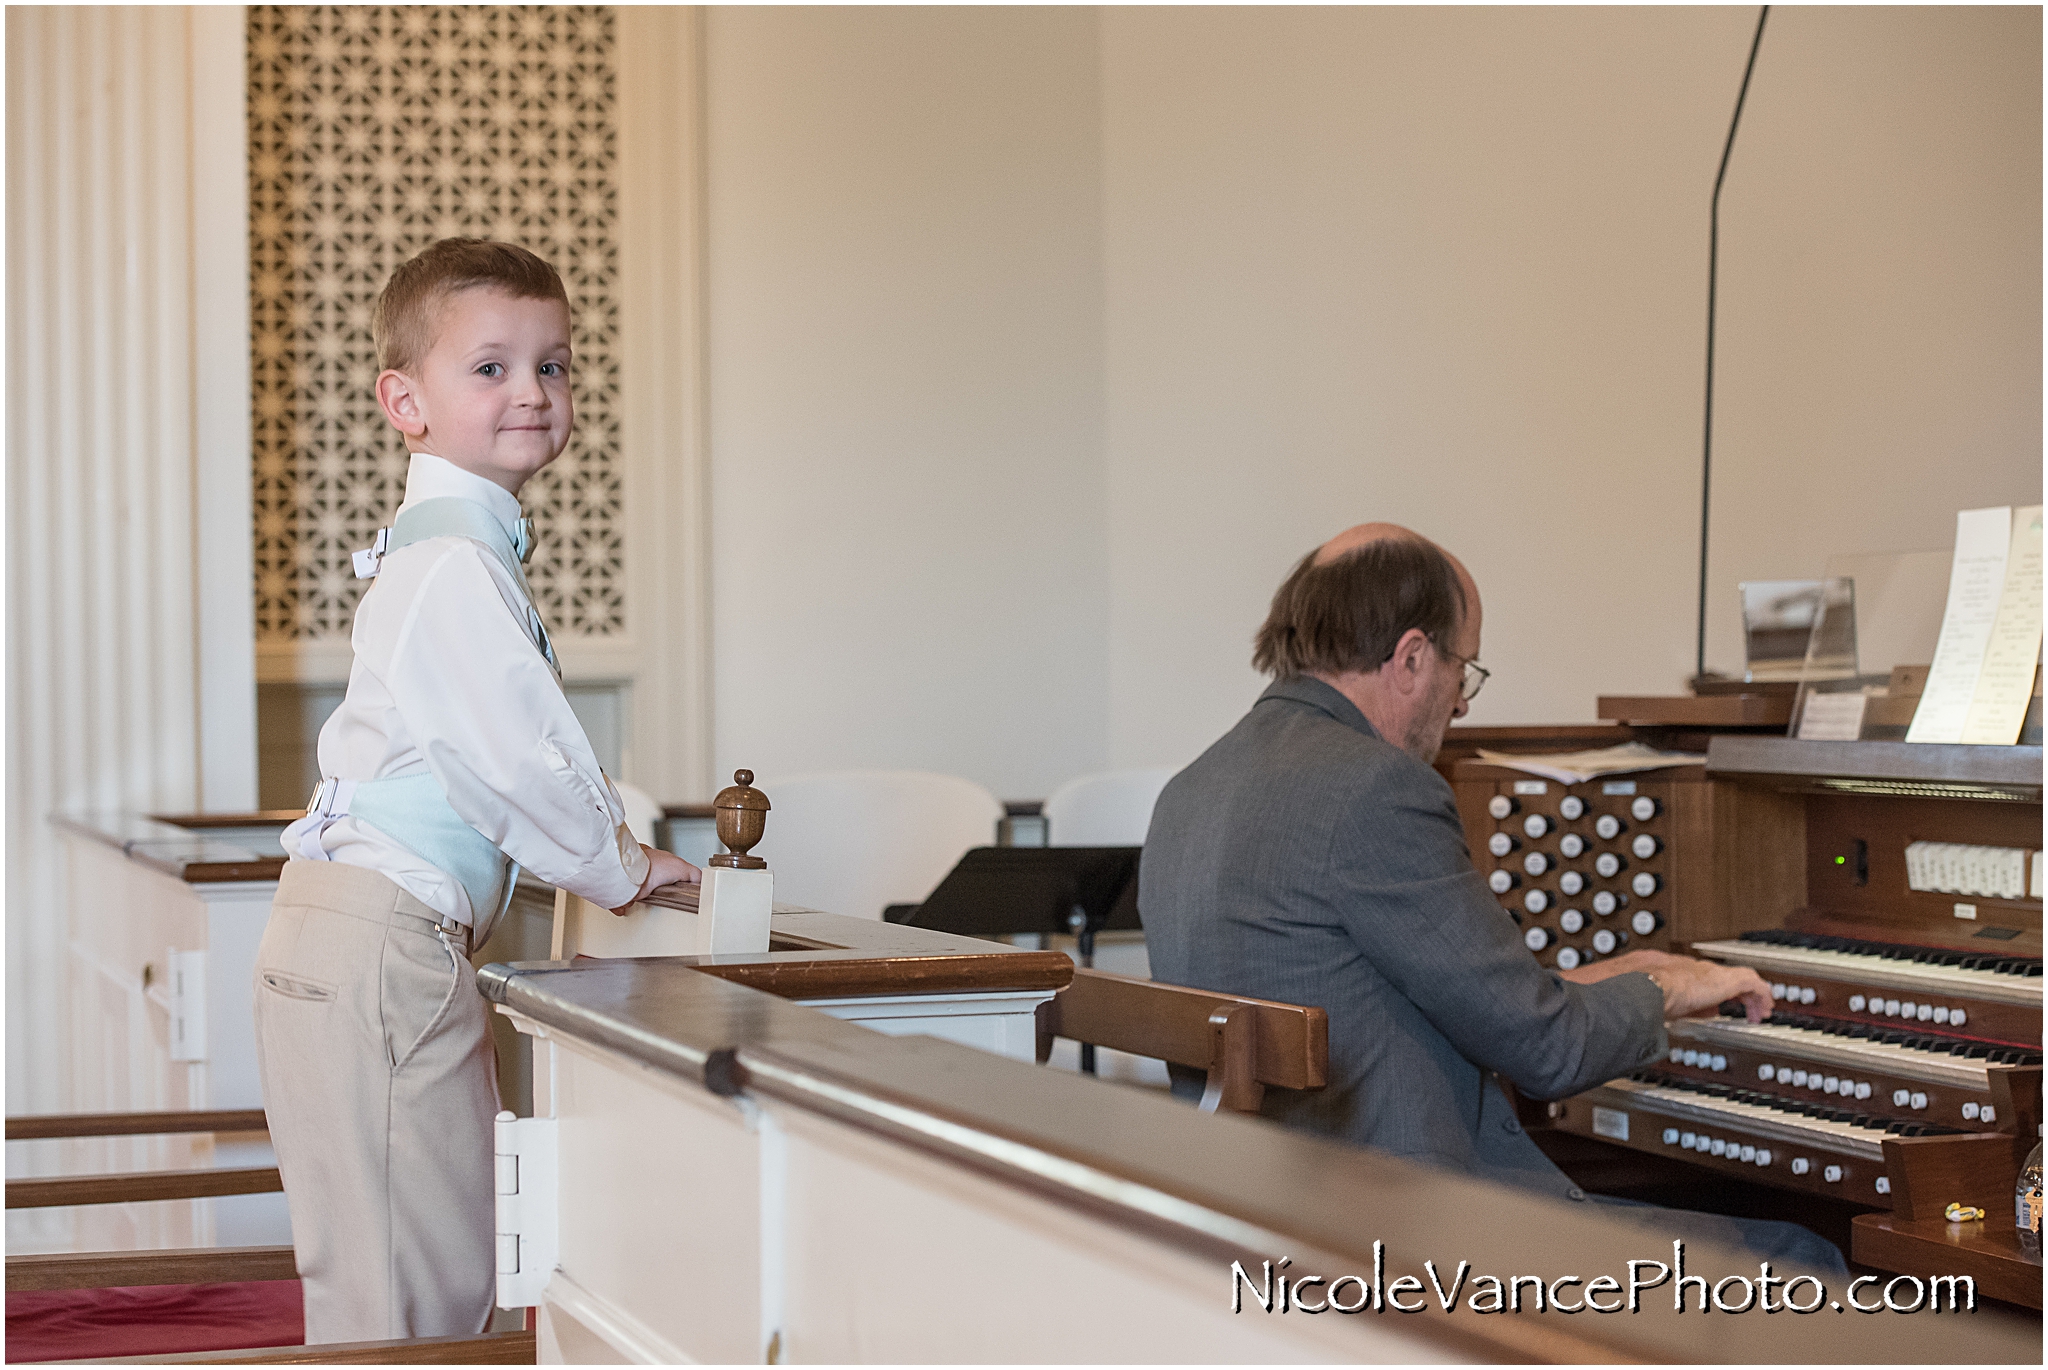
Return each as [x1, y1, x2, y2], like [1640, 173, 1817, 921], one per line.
[262, 239, 697, 1343]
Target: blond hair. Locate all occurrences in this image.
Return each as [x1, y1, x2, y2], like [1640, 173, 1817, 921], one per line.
[371, 238, 569, 374]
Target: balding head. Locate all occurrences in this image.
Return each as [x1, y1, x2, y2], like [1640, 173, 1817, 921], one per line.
[1314, 523, 1481, 632]
[1252, 524, 1480, 680]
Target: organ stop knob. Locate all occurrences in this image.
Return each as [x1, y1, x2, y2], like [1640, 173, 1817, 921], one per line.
[1487, 832, 1518, 857]
[1594, 815, 1623, 840]
[1558, 833, 1586, 859]
[1558, 796, 1586, 820]
[1522, 814, 1551, 840]
[1488, 795, 1518, 820]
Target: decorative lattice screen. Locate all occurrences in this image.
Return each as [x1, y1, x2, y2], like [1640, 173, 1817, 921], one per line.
[249, 4, 623, 642]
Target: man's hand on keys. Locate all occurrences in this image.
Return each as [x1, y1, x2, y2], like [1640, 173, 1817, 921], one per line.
[611, 845, 702, 916]
[1559, 948, 1773, 1022]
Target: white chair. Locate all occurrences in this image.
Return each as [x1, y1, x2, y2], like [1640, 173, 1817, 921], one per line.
[1040, 766, 1179, 1079]
[613, 780, 663, 849]
[751, 770, 1005, 920]
[1042, 767, 1177, 847]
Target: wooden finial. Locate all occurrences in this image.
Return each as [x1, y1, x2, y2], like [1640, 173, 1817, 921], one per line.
[710, 769, 770, 869]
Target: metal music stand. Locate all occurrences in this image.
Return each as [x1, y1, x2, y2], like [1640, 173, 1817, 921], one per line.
[887, 846, 1142, 1075]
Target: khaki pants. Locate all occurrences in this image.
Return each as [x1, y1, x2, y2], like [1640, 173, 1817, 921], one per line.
[254, 860, 498, 1344]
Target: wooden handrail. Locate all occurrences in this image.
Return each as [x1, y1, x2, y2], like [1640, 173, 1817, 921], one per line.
[7, 1110, 268, 1140]
[1035, 969, 1328, 1115]
[8, 1245, 298, 1291]
[35, 1330, 538, 1365]
[6, 1167, 283, 1209]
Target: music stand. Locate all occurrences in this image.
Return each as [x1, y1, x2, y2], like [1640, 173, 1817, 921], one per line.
[890, 846, 1141, 1076]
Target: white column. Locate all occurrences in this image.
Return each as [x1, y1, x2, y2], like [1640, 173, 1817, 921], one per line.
[4, 6, 255, 1114]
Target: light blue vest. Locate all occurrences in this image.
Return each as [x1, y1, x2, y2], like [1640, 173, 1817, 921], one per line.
[312, 496, 560, 930]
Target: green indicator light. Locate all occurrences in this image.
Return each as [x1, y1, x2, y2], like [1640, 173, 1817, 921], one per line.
[1835, 856, 1847, 865]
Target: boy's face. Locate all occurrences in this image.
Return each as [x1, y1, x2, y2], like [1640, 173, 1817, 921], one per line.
[374, 287, 574, 495]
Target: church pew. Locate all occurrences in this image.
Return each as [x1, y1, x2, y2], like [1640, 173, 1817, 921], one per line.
[9, 1246, 299, 1292]
[7, 1169, 283, 1209]
[1034, 967, 1327, 1113]
[6, 1111, 268, 1141]
[23, 1330, 537, 1365]
[5, 1109, 279, 1208]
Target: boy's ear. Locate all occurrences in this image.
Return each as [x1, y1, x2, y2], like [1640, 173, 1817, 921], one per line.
[375, 368, 428, 439]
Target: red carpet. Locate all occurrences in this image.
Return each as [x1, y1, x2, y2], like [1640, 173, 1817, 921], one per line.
[6, 1280, 303, 1362]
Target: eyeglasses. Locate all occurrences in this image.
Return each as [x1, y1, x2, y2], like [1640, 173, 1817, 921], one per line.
[1432, 641, 1490, 702]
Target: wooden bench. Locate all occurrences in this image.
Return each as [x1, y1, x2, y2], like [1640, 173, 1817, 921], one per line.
[6, 1110, 536, 1366]
[1034, 969, 1327, 1114]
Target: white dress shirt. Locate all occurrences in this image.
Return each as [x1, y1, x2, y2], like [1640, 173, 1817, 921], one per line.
[282, 453, 650, 925]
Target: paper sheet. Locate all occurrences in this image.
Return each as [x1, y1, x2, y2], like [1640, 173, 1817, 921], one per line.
[1906, 507, 2013, 743]
[1795, 691, 1867, 741]
[1472, 742, 1705, 787]
[1959, 505, 2043, 745]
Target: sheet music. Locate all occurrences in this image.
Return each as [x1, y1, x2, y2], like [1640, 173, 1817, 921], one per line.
[1906, 507, 2013, 743]
[1959, 505, 2043, 745]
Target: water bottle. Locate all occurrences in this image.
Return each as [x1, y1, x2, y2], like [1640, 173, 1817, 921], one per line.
[2018, 1125, 2042, 1257]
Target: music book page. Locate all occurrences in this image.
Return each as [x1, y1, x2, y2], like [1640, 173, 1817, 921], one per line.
[1906, 506, 2013, 743]
[1958, 504, 2043, 745]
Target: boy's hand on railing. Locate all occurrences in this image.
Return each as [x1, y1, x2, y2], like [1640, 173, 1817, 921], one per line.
[611, 845, 702, 916]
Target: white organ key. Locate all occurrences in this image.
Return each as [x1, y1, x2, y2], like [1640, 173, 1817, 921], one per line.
[1601, 1078, 1885, 1160]
[1688, 939, 2040, 1008]
[1666, 1018, 1994, 1090]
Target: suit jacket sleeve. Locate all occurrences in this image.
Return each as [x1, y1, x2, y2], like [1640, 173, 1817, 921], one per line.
[1325, 762, 1666, 1100]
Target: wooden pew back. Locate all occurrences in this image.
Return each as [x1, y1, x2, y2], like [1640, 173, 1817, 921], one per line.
[1034, 968, 1327, 1114]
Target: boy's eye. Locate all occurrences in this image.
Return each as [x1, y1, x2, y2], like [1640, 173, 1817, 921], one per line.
[540, 361, 567, 377]
[475, 362, 503, 378]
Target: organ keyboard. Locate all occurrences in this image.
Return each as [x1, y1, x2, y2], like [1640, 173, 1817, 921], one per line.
[1467, 733, 2043, 1295]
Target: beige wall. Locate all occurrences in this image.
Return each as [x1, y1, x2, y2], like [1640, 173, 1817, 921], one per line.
[705, 7, 1108, 799]
[703, 6, 2041, 796]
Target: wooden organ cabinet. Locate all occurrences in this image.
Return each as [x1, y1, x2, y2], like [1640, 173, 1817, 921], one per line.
[1453, 736, 2042, 1303]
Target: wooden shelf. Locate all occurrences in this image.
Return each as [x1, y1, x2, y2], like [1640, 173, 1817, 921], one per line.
[1597, 693, 1792, 727]
[1708, 736, 2044, 792]
[1852, 1211, 2042, 1309]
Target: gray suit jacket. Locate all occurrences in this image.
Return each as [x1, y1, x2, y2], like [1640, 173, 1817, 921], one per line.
[1141, 676, 1667, 1201]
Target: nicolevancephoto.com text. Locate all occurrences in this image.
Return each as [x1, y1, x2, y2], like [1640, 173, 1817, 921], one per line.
[1232, 1242, 1980, 1317]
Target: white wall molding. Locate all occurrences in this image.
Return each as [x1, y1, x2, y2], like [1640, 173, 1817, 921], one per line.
[617, 6, 714, 801]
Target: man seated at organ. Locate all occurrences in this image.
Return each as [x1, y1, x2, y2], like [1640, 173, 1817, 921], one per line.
[1140, 521, 1847, 1271]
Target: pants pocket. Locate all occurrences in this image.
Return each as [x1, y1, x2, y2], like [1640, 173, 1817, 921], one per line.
[260, 969, 338, 1002]
[388, 933, 465, 1073]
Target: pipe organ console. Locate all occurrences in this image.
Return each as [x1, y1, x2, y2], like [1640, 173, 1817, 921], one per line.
[1456, 735, 2043, 1298]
